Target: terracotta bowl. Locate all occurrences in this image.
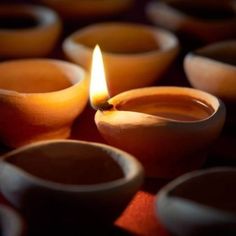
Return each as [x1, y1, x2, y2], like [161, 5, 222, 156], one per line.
[95, 86, 225, 178]
[0, 204, 24, 236]
[0, 59, 88, 148]
[184, 40, 236, 101]
[0, 140, 144, 234]
[63, 22, 179, 96]
[156, 167, 236, 236]
[40, 0, 134, 19]
[146, 0, 236, 43]
[0, 4, 61, 58]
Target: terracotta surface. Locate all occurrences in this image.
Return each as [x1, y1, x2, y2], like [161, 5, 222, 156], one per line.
[146, 0, 236, 43]
[0, 4, 61, 58]
[63, 22, 179, 96]
[0, 59, 89, 148]
[184, 40, 236, 101]
[0, 0, 236, 235]
[95, 87, 225, 178]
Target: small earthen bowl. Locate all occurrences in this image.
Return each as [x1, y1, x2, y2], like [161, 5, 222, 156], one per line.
[156, 167, 236, 236]
[95, 86, 225, 178]
[184, 40, 236, 101]
[63, 22, 179, 96]
[0, 140, 144, 234]
[0, 59, 88, 148]
[0, 4, 61, 58]
[0, 204, 24, 236]
[40, 0, 134, 19]
[146, 0, 236, 43]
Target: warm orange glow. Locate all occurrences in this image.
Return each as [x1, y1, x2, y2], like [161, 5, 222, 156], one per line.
[90, 45, 109, 110]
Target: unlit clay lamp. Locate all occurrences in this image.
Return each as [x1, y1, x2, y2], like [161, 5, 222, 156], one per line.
[156, 167, 236, 236]
[90, 46, 226, 178]
[146, 0, 236, 43]
[0, 4, 61, 58]
[63, 22, 179, 96]
[0, 59, 88, 148]
[0, 204, 24, 236]
[0, 140, 144, 234]
[39, 0, 134, 19]
[184, 40, 236, 102]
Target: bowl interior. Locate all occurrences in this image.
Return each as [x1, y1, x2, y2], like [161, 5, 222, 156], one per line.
[73, 24, 169, 54]
[169, 169, 236, 213]
[115, 93, 214, 122]
[0, 60, 80, 93]
[165, 0, 235, 20]
[5, 141, 125, 185]
[195, 41, 236, 66]
[0, 13, 39, 29]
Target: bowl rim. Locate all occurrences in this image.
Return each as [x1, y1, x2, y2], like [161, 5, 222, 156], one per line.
[105, 86, 225, 124]
[185, 40, 236, 70]
[0, 58, 88, 96]
[63, 21, 179, 58]
[0, 139, 144, 193]
[0, 4, 60, 33]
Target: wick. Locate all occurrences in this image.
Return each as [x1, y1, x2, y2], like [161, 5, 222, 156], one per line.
[92, 101, 113, 111]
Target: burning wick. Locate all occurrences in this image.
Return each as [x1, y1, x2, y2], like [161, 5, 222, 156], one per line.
[90, 45, 113, 111]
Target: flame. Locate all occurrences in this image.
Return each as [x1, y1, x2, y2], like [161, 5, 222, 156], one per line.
[90, 45, 109, 110]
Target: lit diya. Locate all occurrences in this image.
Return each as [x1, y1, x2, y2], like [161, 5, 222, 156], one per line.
[90, 46, 226, 178]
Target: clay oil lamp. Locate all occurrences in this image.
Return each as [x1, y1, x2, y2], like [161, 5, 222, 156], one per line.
[63, 22, 179, 96]
[0, 204, 25, 236]
[0, 59, 88, 148]
[0, 4, 61, 58]
[156, 167, 236, 236]
[90, 46, 226, 178]
[0, 140, 144, 234]
[184, 40, 236, 102]
[146, 0, 236, 43]
[39, 0, 134, 19]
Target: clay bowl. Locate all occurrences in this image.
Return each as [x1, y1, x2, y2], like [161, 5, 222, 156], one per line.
[0, 4, 61, 58]
[146, 0, 236, 43]
[0, 204, 24, 236]
[40, 0, 134, 19]
[0, 140, 144, 234]
[95, 86, 225, 178]
[156, 167, 236, 236]
[184, 40, 236, 102]
[0, 59, 88, 148]
[63, 22, 179, 96]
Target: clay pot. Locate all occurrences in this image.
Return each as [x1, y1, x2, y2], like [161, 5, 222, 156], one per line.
[0, 4, 61, 58]
[39, 0, 134, 19]
[0, 59, 88, 148]
[156, 167, 236, 236]
[184, 40, 236, 101]
[0, 140, 143, 234]
[95, 86, 226, 178]
[63, 22, 179, 96]
[0, 204, 24, 236]
[146, 0, 236, 43]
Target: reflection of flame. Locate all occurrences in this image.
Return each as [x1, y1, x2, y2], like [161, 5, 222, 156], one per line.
[90, 45, 109, 110]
